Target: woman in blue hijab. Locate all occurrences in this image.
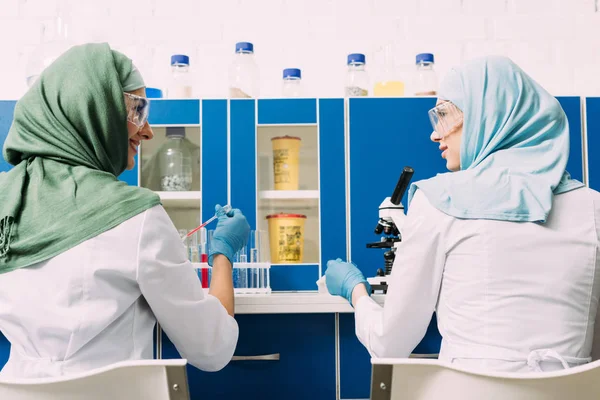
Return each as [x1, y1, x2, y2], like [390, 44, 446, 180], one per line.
[326, 56, 600, 373]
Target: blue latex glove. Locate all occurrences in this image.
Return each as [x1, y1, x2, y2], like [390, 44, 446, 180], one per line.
[325, 258, 371, 306]
[208, 204, 250, 266]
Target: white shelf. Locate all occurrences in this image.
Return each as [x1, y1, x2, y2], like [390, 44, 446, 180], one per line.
[258, 190, 319, 209]
[229, 292, 385, 314]
[269, 263, 320, 267]
[259, 190, 319, 200]
[157, 191, 202, 208]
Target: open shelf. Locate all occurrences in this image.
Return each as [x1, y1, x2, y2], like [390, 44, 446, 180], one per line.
[259, 190, 319, 199]
[157, 191, 202, 208]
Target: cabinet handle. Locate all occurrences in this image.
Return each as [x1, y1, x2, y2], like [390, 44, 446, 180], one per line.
[231, 353, 280, 361]
[409, 353, 439, 359]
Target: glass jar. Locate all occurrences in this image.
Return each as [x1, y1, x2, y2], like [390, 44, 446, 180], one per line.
[228, 42, 259, 98]
[166, 54, 193, 99]
[413, 53, 438, 96]
[345, 53, 369, 97]
[158, 127, 193, 191]
[282, 68, 302, 97]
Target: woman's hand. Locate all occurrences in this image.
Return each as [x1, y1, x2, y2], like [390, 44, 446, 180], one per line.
[325, 258, 370, 306]
[208, 205, 250, 266]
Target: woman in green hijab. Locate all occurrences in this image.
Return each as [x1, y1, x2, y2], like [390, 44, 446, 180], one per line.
[0, 43, 249, 379]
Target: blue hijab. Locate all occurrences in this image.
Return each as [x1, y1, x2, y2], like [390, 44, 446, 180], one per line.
[408, 56, 584, 222]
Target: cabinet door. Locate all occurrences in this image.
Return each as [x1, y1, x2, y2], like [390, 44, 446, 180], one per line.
[0, 101, 16, 173]
[339, 313, 441, 399]
[162, 314, 336, 400]
[586, 97, 600, 190]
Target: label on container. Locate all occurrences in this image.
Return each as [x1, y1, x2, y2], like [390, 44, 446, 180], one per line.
[276, 225, 303, 262]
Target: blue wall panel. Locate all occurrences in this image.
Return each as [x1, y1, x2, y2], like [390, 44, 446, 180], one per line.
[348, 97, 445, 276]
[162, 314, 336, 400]
[587, 98, 600, 191]
[258, 99, 317, 125]
[230, 100, 257, 228]
[318, 99, 347, 270]
[202, 100, 228, 221]
[148, 99, 200, 125]
[557, 97, 584, 182]
[0, 101, 16, 173]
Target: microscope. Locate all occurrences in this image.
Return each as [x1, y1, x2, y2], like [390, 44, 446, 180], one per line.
[366, 166, 414, 294]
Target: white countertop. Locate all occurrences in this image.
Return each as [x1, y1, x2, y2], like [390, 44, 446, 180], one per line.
[228, 292, 385, 314]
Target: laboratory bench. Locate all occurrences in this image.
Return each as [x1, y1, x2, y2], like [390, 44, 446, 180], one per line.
[1, 96, 598, 400]
[228, 292, 384, 314]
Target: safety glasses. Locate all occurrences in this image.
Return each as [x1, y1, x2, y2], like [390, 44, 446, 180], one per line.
[428, 101, 463, 140]
[124, 92, 150, 128]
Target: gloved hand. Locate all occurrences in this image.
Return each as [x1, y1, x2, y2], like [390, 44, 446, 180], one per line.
[208, 204, 250, 266]
[325, 259, 370, 306]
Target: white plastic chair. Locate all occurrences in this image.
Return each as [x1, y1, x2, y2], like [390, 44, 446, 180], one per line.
[370, 357, 600, 400]
[0, 359, 189, 400]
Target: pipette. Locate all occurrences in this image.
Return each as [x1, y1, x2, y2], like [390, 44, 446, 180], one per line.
[184, 205, 232, 241]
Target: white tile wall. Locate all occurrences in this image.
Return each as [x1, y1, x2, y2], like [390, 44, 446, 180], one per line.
[0, 0, 598, 99]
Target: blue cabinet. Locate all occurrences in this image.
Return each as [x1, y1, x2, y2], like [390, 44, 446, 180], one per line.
[586, 97, 600, 191]
[162, 314, 336, 400]
[230, 99, 346, 291]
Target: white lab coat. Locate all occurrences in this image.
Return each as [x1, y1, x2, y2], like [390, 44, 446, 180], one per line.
[356, 188, 600, 373]
[0, 205, 238, 379]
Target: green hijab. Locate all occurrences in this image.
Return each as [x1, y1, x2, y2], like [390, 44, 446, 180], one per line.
[0, 43, 160, 273]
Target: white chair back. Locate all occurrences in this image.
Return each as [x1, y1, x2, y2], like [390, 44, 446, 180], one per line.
[370, 357, 600, 400]
[0, 359, 189, 400]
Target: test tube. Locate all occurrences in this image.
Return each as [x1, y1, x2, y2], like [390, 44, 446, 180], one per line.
[199, 228, 208, 288]
[189, 231, 199, 263]
[250, 230, 259, 263]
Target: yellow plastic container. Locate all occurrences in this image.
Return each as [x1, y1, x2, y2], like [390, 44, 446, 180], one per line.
[374, 81, 405, 97]
[267, 213, 306, 263]
[271, 136, 301, 190]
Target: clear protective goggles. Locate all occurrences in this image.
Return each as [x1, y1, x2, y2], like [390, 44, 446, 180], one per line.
[428, 101, 463, 139]
[124, 92, 150, 128]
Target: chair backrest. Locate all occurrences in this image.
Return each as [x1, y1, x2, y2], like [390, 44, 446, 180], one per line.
[0, 359, 189, 400]
[370, 357, 600, 400]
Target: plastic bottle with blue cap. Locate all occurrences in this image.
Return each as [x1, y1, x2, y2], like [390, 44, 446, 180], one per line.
[413, 53, 438, 96]
[167, 54, 193, 99]
[282, 68, 303, 98]
[229, 42, 259, 98]
[345, 53, 369, 97]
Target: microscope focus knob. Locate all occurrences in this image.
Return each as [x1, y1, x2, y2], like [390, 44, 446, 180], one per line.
[384, 251, 395, 261]
[376, 268, 385, 277]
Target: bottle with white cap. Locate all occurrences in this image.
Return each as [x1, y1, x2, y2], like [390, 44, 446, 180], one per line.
[229, 42, 260, 98]
[282, 68, 302, 98]
[413, 53, 438, 96]
[345, 53, 369, 97]
[167, 54, 193, 99]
